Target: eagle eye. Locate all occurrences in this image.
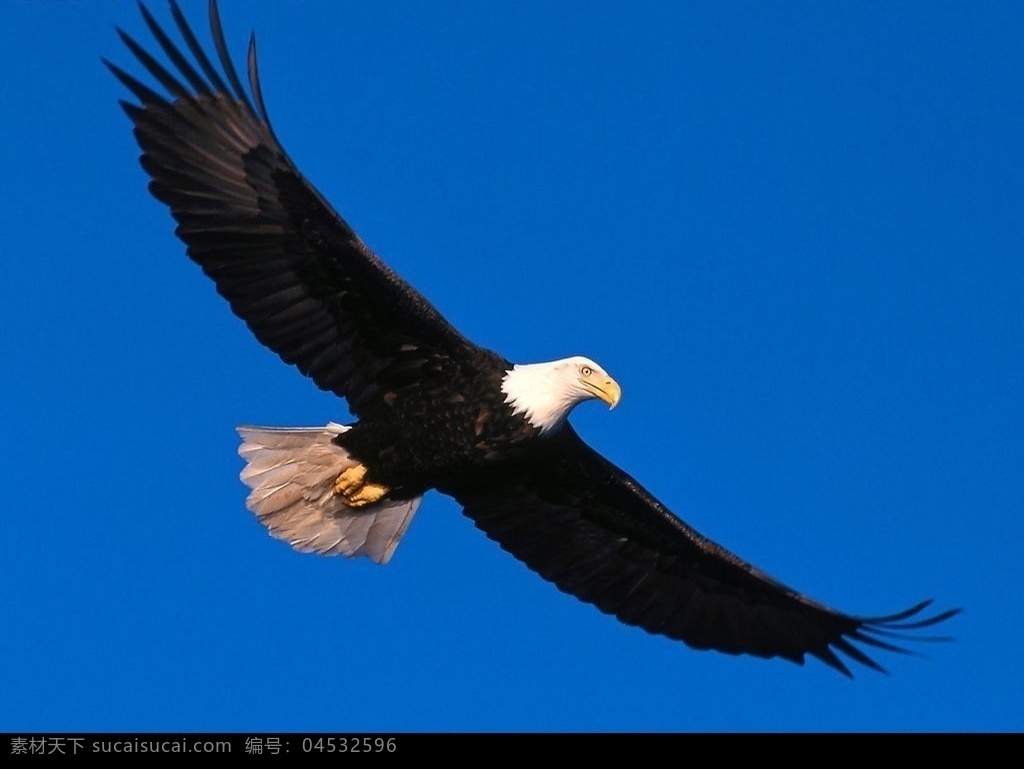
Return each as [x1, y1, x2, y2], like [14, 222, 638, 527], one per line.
[580, 365, 593, 377]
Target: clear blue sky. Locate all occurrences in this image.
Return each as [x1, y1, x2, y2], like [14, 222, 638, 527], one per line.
[2, 1, 1020, 732]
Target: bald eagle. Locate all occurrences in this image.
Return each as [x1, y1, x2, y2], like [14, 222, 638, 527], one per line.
[108, 1, 957, 676]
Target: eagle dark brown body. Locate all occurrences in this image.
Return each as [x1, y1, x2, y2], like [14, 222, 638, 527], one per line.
[337, 346, 544, 498]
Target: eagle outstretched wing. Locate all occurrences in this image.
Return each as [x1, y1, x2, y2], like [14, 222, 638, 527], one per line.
[106, 0, 475, 418]
[445, 427, 958, 676]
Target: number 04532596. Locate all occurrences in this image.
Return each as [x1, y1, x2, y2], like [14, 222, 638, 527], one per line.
[301, 737, 397, 753]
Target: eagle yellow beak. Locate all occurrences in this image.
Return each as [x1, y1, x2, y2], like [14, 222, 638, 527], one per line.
[584, 377, 622, 409]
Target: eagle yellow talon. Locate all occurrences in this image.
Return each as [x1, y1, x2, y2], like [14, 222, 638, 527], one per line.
[333, 464, 367, 496]
[333, 464, 389, 508]
[348, 482, 389, 507]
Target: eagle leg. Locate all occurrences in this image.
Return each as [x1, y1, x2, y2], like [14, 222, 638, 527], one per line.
[334, 464, 390, 508]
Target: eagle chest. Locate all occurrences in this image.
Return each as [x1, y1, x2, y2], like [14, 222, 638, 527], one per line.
[377, 362, 535, 471]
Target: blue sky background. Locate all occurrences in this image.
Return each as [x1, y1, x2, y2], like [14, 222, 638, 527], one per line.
[2, 1, 1021, 732]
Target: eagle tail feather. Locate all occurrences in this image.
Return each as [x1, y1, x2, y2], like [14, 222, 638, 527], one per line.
[236, 423, 420, 564]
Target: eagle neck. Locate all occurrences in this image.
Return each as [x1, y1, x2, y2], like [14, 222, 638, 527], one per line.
[500, 362, 576, 436]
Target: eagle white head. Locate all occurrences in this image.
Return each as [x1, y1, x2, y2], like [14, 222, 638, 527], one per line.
[501, 356, 622, 435]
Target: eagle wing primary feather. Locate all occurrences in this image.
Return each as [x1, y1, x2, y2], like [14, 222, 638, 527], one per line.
[107, 0, 474, 418]
[445, 427, 959, 676]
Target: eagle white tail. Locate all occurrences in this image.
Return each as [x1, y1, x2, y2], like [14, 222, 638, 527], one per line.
[236, 423, 421, 565]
